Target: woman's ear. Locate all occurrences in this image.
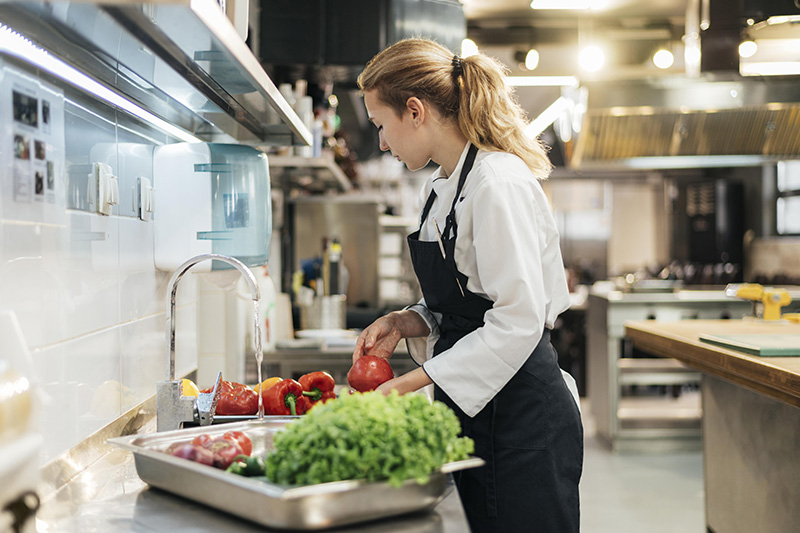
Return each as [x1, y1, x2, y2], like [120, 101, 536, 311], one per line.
[405, 97, 425, 126]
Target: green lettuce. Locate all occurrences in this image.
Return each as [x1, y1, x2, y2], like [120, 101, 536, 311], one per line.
[265, 391, 474, 487]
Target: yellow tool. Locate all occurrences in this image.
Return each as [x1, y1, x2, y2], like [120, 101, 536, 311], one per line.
[725, 283, 792, 321]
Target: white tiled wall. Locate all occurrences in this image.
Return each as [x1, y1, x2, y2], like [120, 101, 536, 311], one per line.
[0, 65, 198, 463]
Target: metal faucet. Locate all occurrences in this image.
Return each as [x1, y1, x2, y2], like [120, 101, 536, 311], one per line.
[156, 253, 260, 432]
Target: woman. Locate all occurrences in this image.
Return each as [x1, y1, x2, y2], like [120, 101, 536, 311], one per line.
[353, 38, 583, 532]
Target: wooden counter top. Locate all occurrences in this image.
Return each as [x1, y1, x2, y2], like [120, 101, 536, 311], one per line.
[624, 320, 800, 408]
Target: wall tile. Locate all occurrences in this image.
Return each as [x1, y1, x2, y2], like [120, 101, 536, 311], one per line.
[32, 328, 121, 462]
[60, 212, 121, 338]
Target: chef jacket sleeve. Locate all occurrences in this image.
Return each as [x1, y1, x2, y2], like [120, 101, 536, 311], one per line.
[404, 300, 440, 366]
[421, 173, 559, 417]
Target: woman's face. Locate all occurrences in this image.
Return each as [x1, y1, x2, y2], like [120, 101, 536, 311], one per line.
[363, 90, 430, 171]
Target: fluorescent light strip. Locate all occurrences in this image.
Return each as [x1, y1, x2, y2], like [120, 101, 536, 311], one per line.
[0, 24, 201, 143]
[740, 61, 800, 77]
[506, 76, 579, 87]
[530, 0, 591, 10]
[525, 97, 569, 138]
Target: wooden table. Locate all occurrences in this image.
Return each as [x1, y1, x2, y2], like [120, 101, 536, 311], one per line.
[625, 319, 800, 533]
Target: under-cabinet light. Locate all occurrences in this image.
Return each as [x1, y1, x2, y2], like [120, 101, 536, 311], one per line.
[0, 24, 202, 143]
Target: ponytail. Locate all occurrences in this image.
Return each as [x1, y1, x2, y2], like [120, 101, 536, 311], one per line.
[358, 38, 552, 179]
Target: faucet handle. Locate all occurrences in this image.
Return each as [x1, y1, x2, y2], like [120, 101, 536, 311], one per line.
[196, 371, 223, 425]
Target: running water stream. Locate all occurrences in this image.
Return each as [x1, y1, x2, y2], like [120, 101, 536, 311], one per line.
[254, 306, 264, 419]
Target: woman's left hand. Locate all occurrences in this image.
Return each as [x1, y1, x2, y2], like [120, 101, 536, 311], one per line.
[373, 367, 433, 396]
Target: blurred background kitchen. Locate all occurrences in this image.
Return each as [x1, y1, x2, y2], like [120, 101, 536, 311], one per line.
[1, 0, 800, 531]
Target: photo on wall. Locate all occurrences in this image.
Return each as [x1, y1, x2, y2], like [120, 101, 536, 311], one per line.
[14, 133, 30, 160]
[12, 90, 38, 128]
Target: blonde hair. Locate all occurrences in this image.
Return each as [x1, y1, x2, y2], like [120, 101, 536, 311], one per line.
[357, 38, 552, 179]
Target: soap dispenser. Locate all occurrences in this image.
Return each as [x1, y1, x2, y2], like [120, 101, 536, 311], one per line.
[152, 143, 272, 271]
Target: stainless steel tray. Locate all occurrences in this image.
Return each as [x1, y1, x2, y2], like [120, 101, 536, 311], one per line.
[108, 419, 483, 530]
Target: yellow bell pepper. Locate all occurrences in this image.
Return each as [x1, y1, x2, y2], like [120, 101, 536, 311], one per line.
[253, 376, 282, 394]
[181, 378, 199, 397]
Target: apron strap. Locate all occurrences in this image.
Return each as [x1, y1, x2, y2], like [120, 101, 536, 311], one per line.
[443, 144, 478, 240]
[418, 189, 437, 230]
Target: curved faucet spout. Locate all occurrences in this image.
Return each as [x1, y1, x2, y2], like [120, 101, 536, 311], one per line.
[165, 253, 260, 381]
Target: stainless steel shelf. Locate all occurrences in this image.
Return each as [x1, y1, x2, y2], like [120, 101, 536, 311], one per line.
[617, 358, 702, 386]
[269, 155, 353, 192]
[0, 0, 310, 145]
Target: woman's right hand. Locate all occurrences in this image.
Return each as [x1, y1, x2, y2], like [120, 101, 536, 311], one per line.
[352, 310, 429, 363]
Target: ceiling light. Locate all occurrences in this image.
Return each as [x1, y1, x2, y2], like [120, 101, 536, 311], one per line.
[525, 97, 569, 138]
[738, 40, 758, 58]
[740, 61, 800, 76]
[530, 0, 592, 10]
[505, 76, 579, 87]
[461, 38, 478, 58]
[525, 49, 540, 71]
[579, 45, 605, 73]
[653, 49, 674, 69]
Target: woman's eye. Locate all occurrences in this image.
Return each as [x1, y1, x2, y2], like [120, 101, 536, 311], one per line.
[377, 125, 383, 133]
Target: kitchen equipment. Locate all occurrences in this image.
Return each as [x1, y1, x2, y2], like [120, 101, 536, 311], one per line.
[299, 294, 346, 330]
[153, 143, 272, 271]
[725, 283, 792, 321]
[109, 419, 484, 530]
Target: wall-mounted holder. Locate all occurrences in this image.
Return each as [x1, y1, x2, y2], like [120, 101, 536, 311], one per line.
[137, 177, 154, 222]
[87, 162, 119, 216]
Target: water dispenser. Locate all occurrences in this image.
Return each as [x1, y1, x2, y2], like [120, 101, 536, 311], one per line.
[153, 143, 272, 271]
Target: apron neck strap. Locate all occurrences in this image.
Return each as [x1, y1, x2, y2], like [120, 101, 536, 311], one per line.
[419, 189, 437, 231]
[417, 143, 478, 235]
[443, 143, 478, 239]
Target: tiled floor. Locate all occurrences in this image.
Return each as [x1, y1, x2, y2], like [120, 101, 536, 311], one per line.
[579, 402, 706, 532]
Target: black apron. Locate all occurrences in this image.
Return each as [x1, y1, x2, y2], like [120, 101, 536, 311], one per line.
[407, 144, 583, 532]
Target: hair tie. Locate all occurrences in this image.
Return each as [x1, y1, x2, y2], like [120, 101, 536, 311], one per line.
[451, 55, 463, 79]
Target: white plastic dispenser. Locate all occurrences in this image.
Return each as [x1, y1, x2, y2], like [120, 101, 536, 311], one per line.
[153, 143, 271, 271]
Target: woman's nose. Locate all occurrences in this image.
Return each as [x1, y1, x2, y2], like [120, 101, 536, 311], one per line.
[378, 132, 389, 152]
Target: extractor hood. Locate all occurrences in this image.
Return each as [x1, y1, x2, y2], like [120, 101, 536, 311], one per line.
[565, 76, 800, 170]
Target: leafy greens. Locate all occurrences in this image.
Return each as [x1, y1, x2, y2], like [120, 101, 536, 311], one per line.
[265, 391, 474, 487]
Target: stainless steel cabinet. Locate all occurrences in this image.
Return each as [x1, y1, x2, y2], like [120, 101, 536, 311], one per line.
[587, 289, 752, 452]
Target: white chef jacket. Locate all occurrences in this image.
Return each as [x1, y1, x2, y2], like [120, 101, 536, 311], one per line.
[406, 143, 577, 417]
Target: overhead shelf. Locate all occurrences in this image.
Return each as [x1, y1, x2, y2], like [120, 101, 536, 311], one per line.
[269, 155, 353, 192]
[0, 0, 310, 146]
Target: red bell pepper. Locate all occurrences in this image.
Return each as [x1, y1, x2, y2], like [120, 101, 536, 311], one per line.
[202, 380, 258, 415]
[261, 379, 310, 416]
[299, 371, 337, 405]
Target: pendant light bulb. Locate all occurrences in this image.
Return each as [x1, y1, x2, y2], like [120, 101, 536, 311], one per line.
[525, 49, 540, 71]
[653, 49, 674, 69]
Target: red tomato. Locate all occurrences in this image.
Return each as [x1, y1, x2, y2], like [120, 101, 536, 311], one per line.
[223, 430, 252, 456]
[347, 356, 394, 392]
[191, 434, 213, 447]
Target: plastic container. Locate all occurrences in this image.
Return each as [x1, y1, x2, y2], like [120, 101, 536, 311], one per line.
[153, 143, 272, 271]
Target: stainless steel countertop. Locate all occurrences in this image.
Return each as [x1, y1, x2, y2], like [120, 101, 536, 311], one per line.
[36, 420, 471, 533]
[589, 287, 800, 304]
